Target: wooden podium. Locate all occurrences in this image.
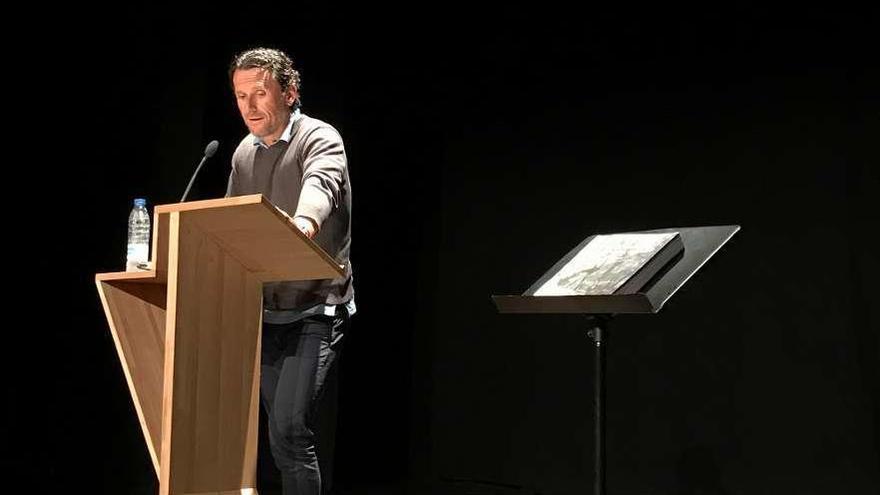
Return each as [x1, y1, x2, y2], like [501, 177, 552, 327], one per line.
[95, 194, 343, 495]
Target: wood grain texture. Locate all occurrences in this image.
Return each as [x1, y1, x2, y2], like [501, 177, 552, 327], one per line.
[95, 278, 167, 475]
[178, 195, 343, 282]
[160, 212, 263, 494]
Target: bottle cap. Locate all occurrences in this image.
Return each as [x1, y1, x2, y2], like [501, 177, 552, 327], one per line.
[134, 198, 146, 207]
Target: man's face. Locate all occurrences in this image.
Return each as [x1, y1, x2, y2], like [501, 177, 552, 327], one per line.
[232, 68, 297, 144]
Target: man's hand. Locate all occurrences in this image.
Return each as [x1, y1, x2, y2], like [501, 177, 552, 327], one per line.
[293, 216, 318, 239]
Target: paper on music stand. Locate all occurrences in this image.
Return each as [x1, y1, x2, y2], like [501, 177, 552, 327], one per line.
[533, 232, 679, 296]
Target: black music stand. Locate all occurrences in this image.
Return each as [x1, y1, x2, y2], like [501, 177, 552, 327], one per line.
[492, 225, 740, 495]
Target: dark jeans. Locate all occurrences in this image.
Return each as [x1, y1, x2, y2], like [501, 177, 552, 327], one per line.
[261, 315, 346, 495]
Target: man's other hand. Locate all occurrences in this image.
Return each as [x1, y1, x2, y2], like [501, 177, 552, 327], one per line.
[293, 216, 318, 239]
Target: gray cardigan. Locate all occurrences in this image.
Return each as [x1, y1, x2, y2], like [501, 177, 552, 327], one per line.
[226, 113, 353, 310]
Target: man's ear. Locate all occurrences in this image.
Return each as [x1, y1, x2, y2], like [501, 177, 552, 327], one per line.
[286, 86, 299, 107]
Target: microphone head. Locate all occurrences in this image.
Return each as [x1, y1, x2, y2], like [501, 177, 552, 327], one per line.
[204, 140, 219, 158]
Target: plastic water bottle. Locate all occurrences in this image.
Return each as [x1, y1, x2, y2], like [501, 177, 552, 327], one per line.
[126, 198, 151, 271]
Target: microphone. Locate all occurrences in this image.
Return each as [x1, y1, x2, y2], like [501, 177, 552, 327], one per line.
[180, 140, 220, 203]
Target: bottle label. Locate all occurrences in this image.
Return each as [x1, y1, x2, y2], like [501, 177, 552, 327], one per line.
[127, 244, 149, 262]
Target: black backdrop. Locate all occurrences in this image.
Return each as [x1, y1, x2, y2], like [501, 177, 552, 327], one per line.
[11, 5, 878, 494]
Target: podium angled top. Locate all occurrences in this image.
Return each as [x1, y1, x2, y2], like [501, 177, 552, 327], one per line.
[492, 225, 740, 314]
[96, 194, 344, 284]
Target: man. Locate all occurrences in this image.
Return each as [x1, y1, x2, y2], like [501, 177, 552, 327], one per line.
[226, 47, 354, 495]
